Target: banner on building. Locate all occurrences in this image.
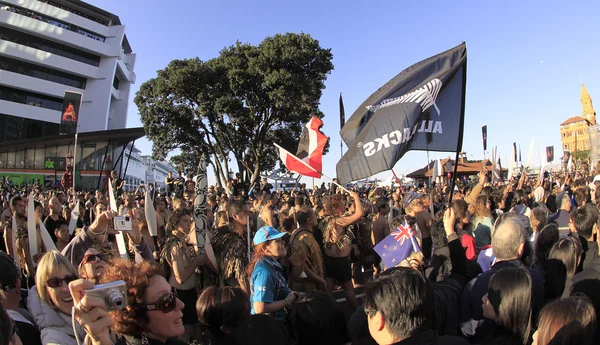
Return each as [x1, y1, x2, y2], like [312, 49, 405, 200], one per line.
[546, 146, 554, 163]
[60, 91, 82, 135]
[336, 43, 467, 184]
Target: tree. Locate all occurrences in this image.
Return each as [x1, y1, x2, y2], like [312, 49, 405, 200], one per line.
[135, 33, 334, 187]
[573, 149, 590, 163]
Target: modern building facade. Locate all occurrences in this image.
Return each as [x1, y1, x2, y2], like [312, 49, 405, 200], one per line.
[0, 0, 136, 142]
[560, 84, 597, 153]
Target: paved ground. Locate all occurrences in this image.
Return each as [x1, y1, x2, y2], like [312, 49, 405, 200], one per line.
[331, 267, 373, 320]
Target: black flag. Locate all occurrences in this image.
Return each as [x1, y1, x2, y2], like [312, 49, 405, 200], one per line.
[336, 43, 467, 184]
[519, 144, 522, 164]
[339, 93, 346, 130]
[482, 125, 487, 152]
[546, 146, 554, 163]
[513, 142, 518, 162]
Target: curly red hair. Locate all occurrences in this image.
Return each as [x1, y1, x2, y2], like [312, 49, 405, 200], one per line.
[100, 259, 165, 336]
[324, 194, 345, 216]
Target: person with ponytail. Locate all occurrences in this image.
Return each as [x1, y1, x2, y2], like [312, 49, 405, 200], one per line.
[248, 226, 297, 325]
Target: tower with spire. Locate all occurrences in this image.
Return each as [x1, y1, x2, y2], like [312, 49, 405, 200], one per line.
[581, 84, 596, 125]
[560, 83, 596, 154]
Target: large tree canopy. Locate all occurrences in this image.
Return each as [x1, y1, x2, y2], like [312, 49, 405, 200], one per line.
[135, 33, 334, 186]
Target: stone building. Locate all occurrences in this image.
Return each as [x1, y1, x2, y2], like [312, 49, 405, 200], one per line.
[560, 84, 597, 153]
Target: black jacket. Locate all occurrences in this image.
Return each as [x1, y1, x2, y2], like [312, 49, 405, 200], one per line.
[460, 259, 544, 339]
[348, 236, 469, 342]
[115, 335, 187, 345]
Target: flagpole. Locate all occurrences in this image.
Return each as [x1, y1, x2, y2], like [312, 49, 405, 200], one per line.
[274, 143, 353, 195]
[448, 56, 467, 207]
[427, 151, 431, 188]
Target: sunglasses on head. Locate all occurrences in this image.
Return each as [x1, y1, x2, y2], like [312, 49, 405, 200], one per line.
[81, 253, 106, 265]
[145, 288, 178, 313]
[46, 274, 78, 288]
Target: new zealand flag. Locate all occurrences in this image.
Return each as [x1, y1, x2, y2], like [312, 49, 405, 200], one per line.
[374, 222, 421, 270]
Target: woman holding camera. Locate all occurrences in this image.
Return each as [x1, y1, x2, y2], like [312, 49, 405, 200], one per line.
[28, 250, 86, 345]
[248, 226, 297, 325]
[71, 259, 187, 345]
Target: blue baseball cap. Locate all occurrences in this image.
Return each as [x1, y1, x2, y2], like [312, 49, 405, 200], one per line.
[253, 226, 287, 245]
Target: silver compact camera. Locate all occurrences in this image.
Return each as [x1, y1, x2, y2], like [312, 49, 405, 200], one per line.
[113, 215, 132, 231]
[84, 280, 128, 311]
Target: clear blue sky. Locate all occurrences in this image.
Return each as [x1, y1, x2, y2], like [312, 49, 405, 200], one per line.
[92, 0, 600, 186]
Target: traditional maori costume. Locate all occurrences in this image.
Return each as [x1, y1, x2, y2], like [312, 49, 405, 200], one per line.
[211, 225, 249, 288]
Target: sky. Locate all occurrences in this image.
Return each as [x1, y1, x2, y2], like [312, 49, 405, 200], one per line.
[91, 0, 600, 186]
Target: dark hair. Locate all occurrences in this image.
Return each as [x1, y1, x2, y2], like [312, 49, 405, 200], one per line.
[295, 196, 304, 207]
[536, 295, 596, 345]
[364, 267, 434, 340]
[279, 215, 295, 234]
[168, 208, 193, 229]
[573, 205, 596, 239]
[229, 200, 247, 219]
[0, 303, 14, 345]
[549, 237, 583, 282]
[374, 198, 389, 213]
[546, 195, 558, 214]
[430, 220, 448, 249]
[325, 194, 345, 216]
[535, 223, 560, 266]
[290, 292, 349, 345]
[233, 314, 290, 345]
[54, 219, 68, 230]
[9, 196, 22, 209]
[511, 190, 526, 209]
[574, 187, 591, 207]
[487, 267, 532, 344]
[196, 286, 250, 339]
[296, 208, 313, 227]
[100, 259, 165, 336]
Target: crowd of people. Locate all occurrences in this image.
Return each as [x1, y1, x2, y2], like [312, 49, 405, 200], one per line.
[1, 163, 600, 345]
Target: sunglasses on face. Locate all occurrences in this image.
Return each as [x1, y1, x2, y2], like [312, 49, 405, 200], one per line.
[46, 274, 78, 288]
[81, 253, 106, 265]
[145, 288, 178, 313]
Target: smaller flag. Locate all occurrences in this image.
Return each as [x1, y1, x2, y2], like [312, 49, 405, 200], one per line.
[339, 93, 346, 130]
[60, 91, 82, 135]
[519, 144, 522, 165]
[546, 146, 554, 163]
[525, 138, 535, 170]
[513, 142, 518, 162]
[68, 202, 80, 235]
[277, 117, 328, 178]
[145, 188, 158, 237]
[276, 144, 319, 178]
[27, 194, 38, 258]
[374, 222, 421, 270]
[567, 155, 573, 172]
[482, 125, 487, 152]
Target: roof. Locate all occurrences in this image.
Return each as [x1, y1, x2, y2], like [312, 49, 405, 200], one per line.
[0, 127, 145, 152]
[406, 158, 506, 179]
[63, 0, 122, 25]
[582, 84, 592, 101]
[560, 116, 588, 126]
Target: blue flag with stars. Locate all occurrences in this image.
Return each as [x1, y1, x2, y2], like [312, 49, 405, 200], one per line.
[374, 222, 422, 269]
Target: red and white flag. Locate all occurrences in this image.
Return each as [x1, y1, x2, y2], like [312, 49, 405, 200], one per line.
[276, 117, 328, 178]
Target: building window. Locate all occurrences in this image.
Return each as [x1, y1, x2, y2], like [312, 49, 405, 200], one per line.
[0, 113, 60, 143]
[1, 4, 106, 42]
[563, 132, 566, 137]
[113, 76, 120, 90]
[564, 144, 568, 150]
[0, 57, 87, 89]
[0, 86, 63, 111]
[0, 27, 101, 67]
[38, 1, 110, 26]
[586, 140, 589, 146]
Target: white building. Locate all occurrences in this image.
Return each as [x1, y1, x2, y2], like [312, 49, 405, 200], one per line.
[116, 143, 176, 193]
[0, 0, 135, 141]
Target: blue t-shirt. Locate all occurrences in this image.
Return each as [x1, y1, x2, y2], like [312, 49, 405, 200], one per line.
[250, 256, 290, 322]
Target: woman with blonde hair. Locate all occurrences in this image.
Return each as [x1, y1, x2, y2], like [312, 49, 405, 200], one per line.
[27, 250, 85, 345]
[469, 195, 494, 254]
[248, 226, 297, 325]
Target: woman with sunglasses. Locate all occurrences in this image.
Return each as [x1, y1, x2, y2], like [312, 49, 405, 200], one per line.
[27, 250, 86, 345]
[78, 248, 107, 284]
[72, 259, 187, 345]
[247, 226, 297, 325]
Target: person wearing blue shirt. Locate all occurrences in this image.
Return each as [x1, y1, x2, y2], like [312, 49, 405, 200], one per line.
[248, 226, 297, 323]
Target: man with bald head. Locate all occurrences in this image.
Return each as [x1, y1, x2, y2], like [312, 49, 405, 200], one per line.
[459, 215, 544, 341]
[44, 197, 65, 243]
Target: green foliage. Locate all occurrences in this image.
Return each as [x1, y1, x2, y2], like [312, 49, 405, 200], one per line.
[573, 149, 590, 162]
[135, 33, 333, 186]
